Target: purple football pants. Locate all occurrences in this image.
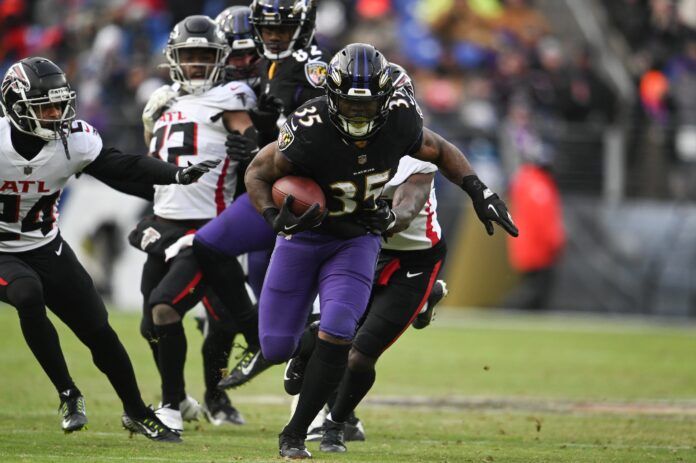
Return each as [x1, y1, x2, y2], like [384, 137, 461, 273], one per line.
[194, 193, 276, 297]
[259, 231, 381, 363]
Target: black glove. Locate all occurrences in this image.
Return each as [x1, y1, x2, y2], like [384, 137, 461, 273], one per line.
[175, 159, 221, 185]
[462, 175, 518, 237]
[226, 130, 259, 162]
[356, 199, 397, 235]
[263, 195, 327, 236]
[249, 93, 284, 132]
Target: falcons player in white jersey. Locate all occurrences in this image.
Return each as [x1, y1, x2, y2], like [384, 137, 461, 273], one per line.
[0, 56, 219, 442]
[134, 15, 259, 436]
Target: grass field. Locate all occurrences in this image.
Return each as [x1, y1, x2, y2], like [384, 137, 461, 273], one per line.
[0, 306, 694, 462]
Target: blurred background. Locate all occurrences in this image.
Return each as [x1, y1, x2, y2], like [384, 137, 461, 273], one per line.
[2, 0, 696, 317]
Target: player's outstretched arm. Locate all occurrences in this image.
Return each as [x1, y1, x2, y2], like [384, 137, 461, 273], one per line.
[83, 147, 220, 186]
[413, 128, 518, 237]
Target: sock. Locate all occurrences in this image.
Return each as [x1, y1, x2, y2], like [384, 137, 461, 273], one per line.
[291, 322, 318, 359]
[284, 338, 350, 436]
[202, 328, 235, 400]
[79, 324, 148, 418]
[8, 278, 75, 393]
[193, 240, 259, 349]
[154, 321, 187, 409]
[330, 366, 376, 423]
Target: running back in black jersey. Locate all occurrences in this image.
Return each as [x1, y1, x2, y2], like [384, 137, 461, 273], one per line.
[278, 91, 423, 238]
[259, 43, 328, 117]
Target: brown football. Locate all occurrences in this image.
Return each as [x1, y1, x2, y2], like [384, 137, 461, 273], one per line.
[272, 176, 326, 216]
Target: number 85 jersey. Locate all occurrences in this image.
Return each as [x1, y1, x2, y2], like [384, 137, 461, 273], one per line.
[149, 81, 256, 219]
[278, 92, 423, 238]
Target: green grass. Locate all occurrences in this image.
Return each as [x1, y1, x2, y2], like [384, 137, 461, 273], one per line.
[0, 306, 695, 462]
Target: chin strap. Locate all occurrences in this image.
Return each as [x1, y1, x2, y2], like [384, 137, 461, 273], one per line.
[59, 129, 70, 160]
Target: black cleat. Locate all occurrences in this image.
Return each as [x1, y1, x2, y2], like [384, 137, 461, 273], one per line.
[59, 390, 88, 433]
[412, 280, 448, 329]
[279, 431, 311, 459]
[217, 347, 272, 390]
[319, 418, 347, 453]
[283, 356, 308, 396]
[202, 392, 245, 426]
[121, 410, 182, 443]
[344, 412, 366, 442]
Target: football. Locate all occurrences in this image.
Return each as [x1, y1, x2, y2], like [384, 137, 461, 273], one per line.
[272, 176, 326, 216]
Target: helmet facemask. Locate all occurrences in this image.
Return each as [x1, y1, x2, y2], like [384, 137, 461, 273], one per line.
[166, 44, 228, 95]
[328, 92, 389, 139]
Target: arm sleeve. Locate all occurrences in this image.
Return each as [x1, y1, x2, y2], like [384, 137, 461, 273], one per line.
[95, 177, 154, 201]
[83, 147, 179, 184]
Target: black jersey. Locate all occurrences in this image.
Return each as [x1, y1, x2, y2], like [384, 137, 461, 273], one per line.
[278, 91, 424, 238]
[259, 43, 328, 118]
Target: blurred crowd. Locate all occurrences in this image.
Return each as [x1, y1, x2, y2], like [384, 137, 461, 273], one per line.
[1, 0, 695, 195]
[604, 0, 696, 198]
[0, 0, 612, 173]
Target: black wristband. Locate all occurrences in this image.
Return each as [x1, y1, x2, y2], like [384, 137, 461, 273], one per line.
[461, 175, 486, 198]
[262, 207, 280, 226]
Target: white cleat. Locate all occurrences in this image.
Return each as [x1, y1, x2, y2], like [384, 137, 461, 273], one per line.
[179, 395, 202, 422]
[154, 405, 184, 435]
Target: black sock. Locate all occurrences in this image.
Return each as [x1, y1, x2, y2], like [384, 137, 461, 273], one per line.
[330, 367, 376, 423]
[193, 239, 259, 349]
[79, 324, 148, 418]
[202, 327, 234, 399]
[284, 338, 350, 437]
[8, 278, 75, 393]
[154, 321, 187, 409]
[291, 321, 318, 359]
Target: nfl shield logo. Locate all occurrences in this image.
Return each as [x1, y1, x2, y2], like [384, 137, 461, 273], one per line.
[304, 61, 328, 88]
[23, 166, 33, 175]
[357, 155, 367, 165]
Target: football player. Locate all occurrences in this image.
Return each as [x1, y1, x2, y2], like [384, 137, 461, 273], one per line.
[289, 154, 449, 452]
[244, 43, 518, 458]
[193, 0, 329, 385]
[133, 15, 258, 436]
[0, 57, 218, 442]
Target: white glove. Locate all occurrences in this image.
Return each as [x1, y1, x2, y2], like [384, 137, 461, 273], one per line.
[142, 85, 177, 134]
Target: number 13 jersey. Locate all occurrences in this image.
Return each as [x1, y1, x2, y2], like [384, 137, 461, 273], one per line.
[149, 81, 256, 219]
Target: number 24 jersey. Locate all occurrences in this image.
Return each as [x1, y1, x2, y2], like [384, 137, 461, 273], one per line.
[278, 91, 424, 238]
[0, 117, 102, 252]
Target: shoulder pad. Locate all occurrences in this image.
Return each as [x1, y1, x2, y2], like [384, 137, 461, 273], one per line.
[68, 120, 103, 163]
[204, 82, 257, 111]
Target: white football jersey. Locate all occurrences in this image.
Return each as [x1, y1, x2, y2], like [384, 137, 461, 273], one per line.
[150, 81, 256, 219]
[0, 118, 102, 252]
[381, 156, 441, 251]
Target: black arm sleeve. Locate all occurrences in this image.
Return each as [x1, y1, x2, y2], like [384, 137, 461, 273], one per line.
[83, 147, 179, 185]
[95, 177, 154, 201]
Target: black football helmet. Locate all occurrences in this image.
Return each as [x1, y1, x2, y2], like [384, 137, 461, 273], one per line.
[215, 6, 261, 82]
[165, 15, 230, 95]
[250, 0, 316, 61]
[0, 57, 76, 141]
[325, 43, 395, 140]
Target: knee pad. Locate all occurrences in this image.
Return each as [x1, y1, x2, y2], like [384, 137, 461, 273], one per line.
[260, 334, 298, 364]
[7, 277, 45, 319]
[348, 347, 377, 373]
